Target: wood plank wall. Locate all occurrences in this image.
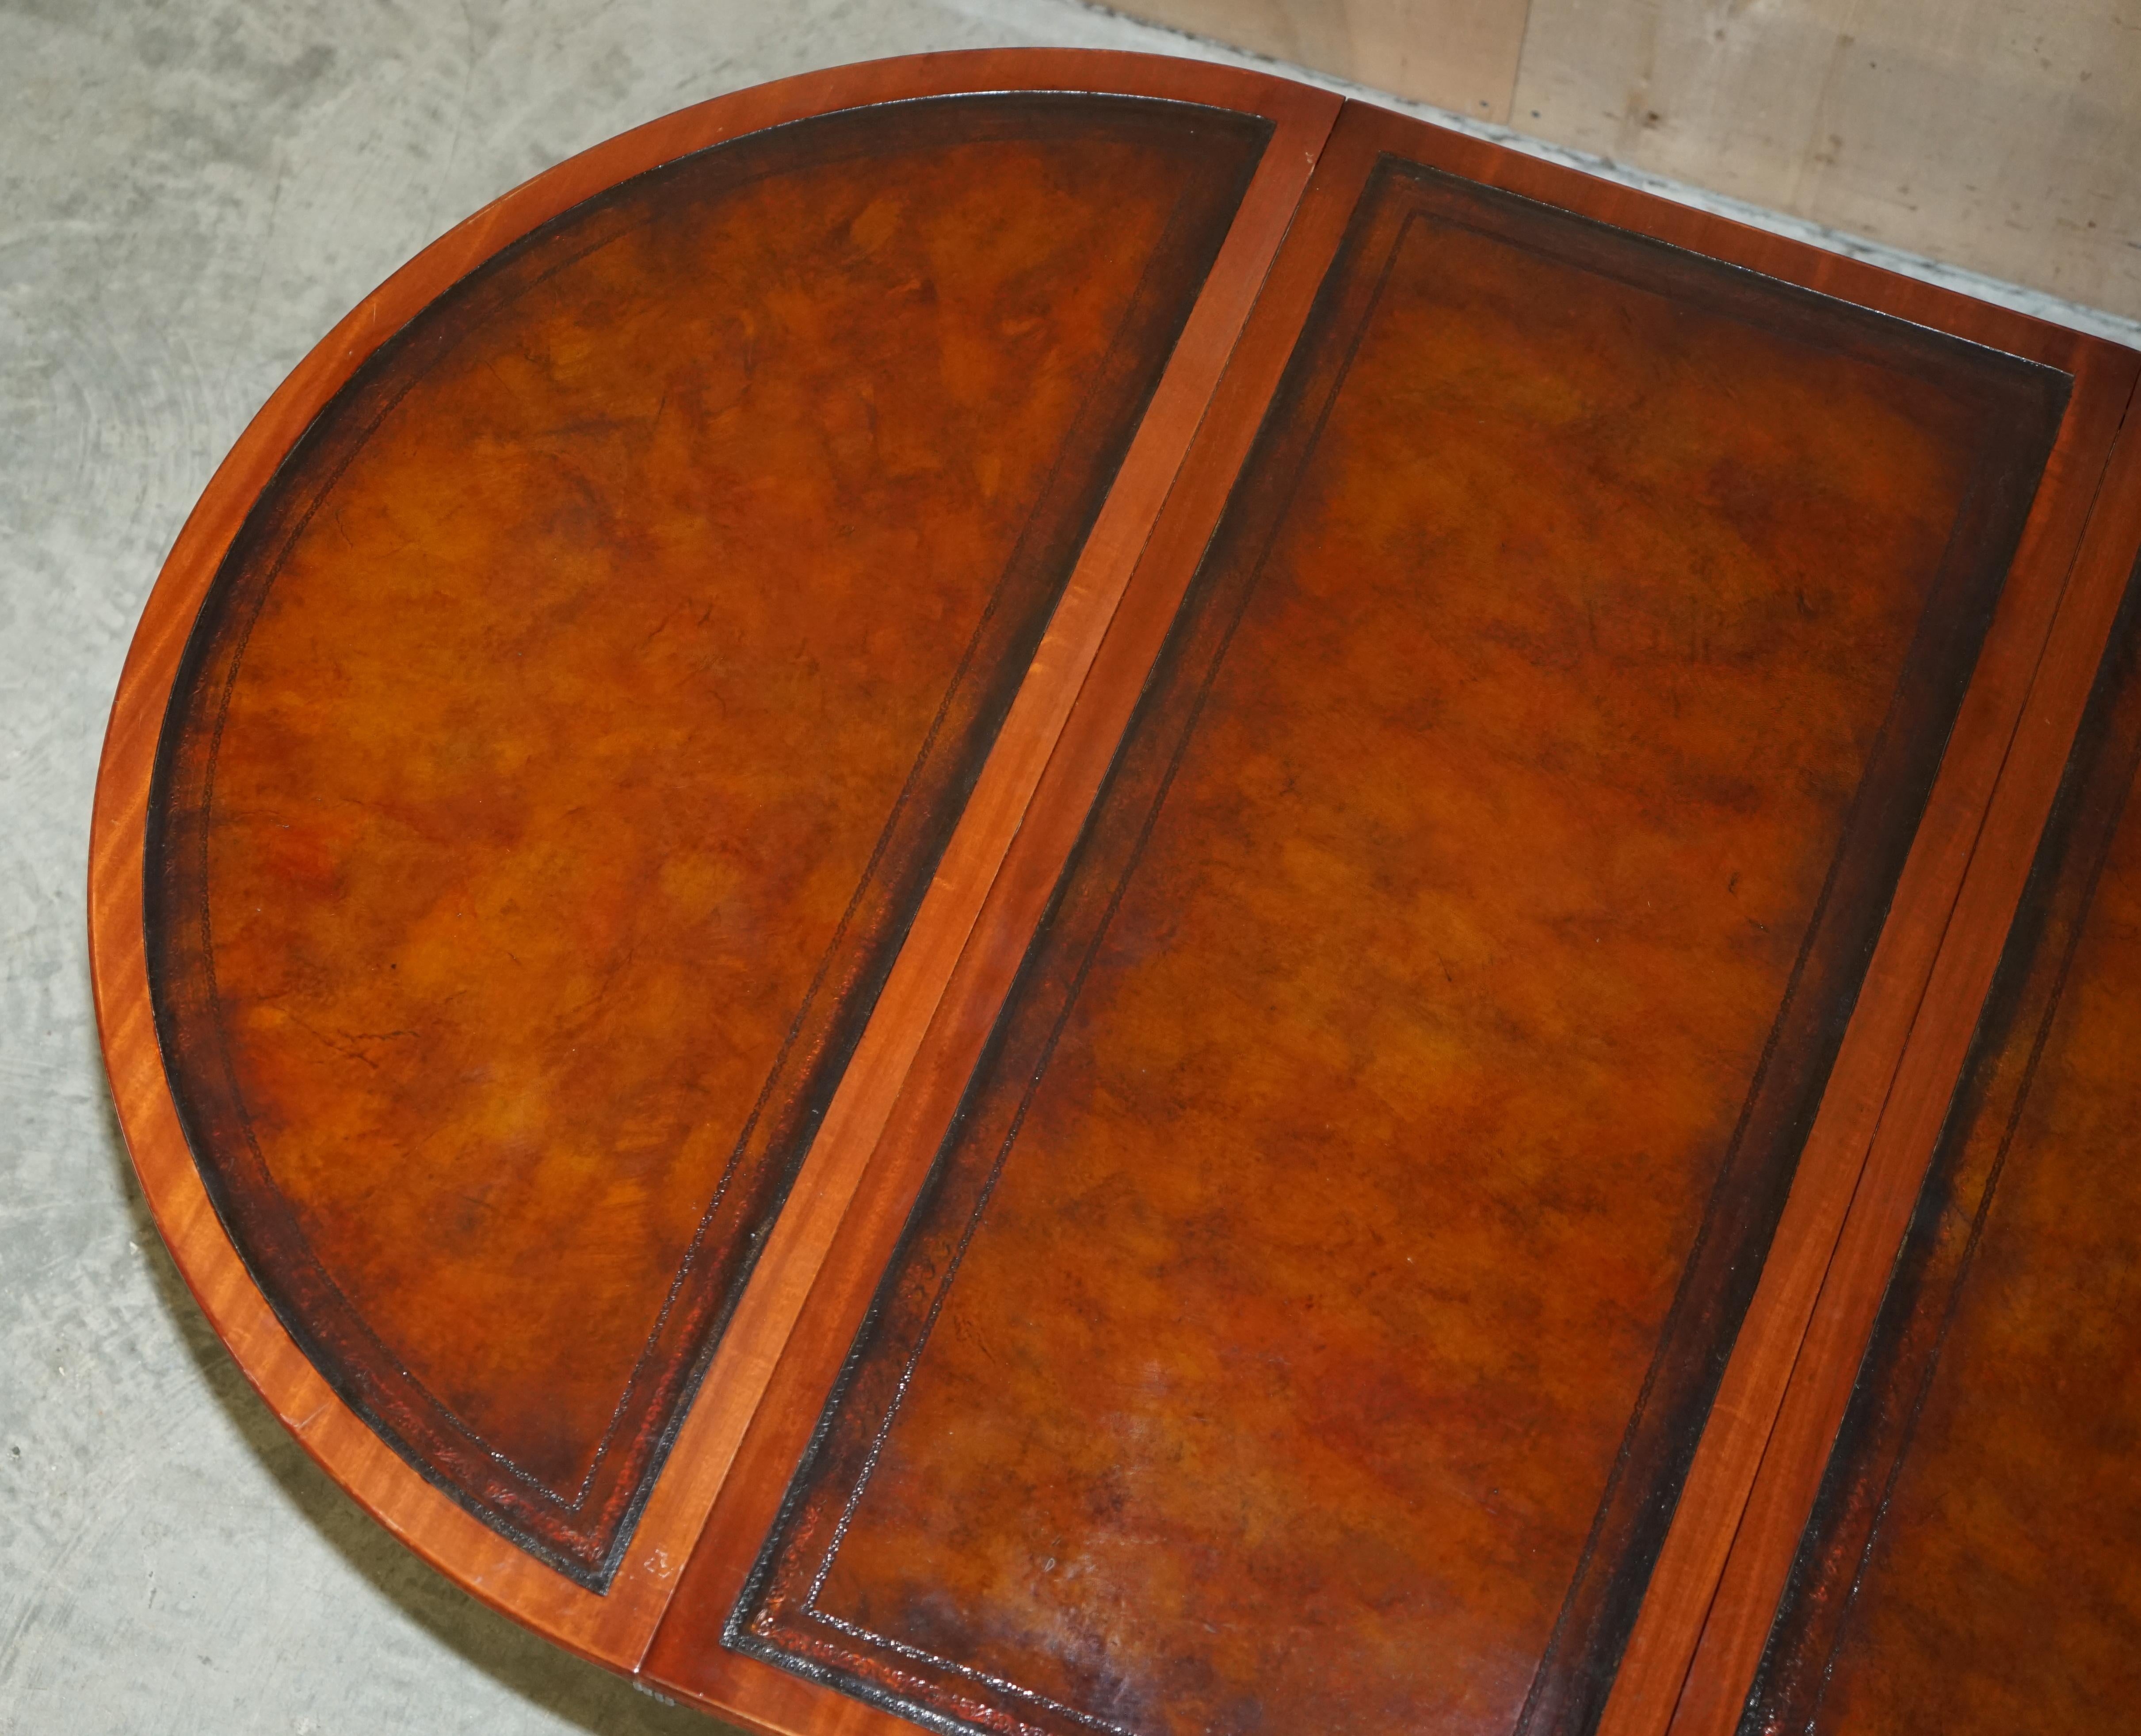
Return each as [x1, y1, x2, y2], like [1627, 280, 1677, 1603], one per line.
[1111, 0, 2141, 323]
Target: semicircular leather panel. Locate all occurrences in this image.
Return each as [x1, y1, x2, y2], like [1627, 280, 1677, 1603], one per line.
[143, 91, 1268, 1588]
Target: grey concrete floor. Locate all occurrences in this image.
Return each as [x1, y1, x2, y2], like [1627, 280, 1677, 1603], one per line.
[3, 3, 2133, 1733]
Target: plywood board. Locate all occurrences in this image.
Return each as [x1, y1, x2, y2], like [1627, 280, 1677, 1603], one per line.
[1511, 0, 2141, 319]
[1114, 0, 2141, 321]
[1107, 0, 1533, 120]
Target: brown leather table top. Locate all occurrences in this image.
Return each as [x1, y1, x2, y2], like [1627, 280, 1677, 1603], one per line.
[90, 48, 2141, 1736]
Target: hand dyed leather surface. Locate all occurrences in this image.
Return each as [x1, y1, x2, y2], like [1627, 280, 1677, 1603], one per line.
[106, 56, 2141, 1736]
[143, 92, 1266, 1586]
[726, 160, 2065, 1736]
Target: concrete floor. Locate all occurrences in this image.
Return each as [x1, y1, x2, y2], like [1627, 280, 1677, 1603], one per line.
[3, 3, 2133, 1733]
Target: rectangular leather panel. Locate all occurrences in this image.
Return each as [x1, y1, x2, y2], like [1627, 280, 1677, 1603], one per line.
[728, 156, 2066, 1734]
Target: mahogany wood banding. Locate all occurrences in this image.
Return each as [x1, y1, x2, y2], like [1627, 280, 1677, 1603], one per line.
[1735, 489, 2141, 1736]
[1662, 382, 2141, 1736]
[640, 76, 1367, 1736]
[1603, 370, 2141, 1736]
[617, 63, 1338, 1686]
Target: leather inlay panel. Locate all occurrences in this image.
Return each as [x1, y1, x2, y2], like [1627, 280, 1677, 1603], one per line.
[1742, 561, 2141, 1736]
[143, 93, 1268, 1587]
[728, 160, 2068, 1733]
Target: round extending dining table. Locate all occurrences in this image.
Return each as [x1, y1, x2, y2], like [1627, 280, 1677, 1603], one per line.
[90, 47, 2141, 1736]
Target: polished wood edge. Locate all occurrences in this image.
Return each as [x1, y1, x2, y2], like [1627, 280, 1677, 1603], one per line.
[1595, 369, 2141, 1732]
[634, 81, 1369, 1736]
[1654, 373, 2141, 1736]
[85, 50, 1337, 1672]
